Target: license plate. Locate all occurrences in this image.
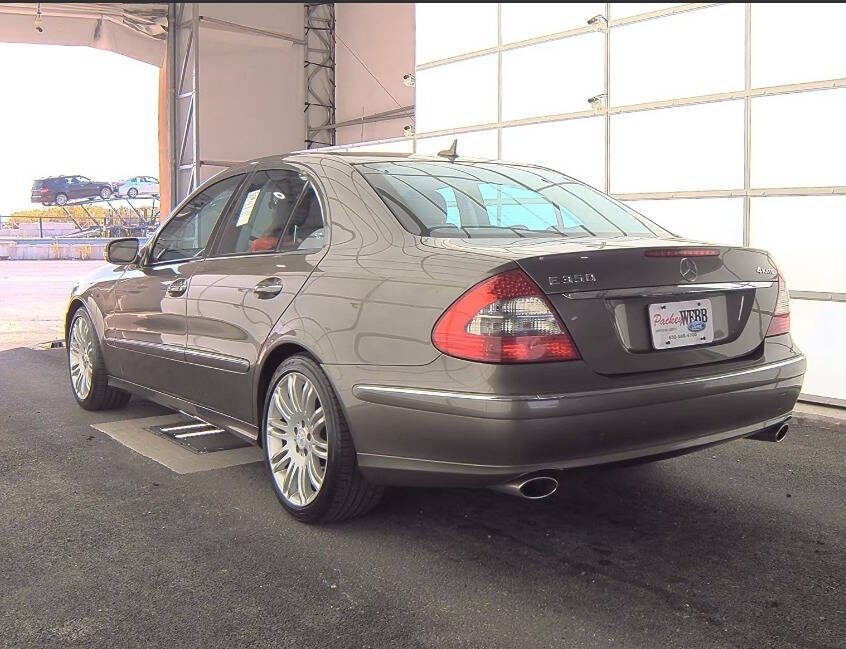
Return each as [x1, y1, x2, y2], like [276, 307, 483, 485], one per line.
[648, 298, 714, 349]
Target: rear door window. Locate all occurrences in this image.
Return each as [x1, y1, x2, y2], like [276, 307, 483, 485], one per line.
[213, 169, 307, 255]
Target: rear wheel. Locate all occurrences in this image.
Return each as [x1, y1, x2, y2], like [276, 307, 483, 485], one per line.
[55, 193, 68, 206]
[127, 187, 138, 199]
[67, 308, 130, 410]
[262, 355, 383, 523]
[99, 187, 112, 200]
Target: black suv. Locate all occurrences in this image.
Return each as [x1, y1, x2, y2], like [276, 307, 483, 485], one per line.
[31, 176, 115, 206]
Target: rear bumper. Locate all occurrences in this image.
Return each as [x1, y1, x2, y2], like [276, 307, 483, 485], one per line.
[330, 354, 806, 487]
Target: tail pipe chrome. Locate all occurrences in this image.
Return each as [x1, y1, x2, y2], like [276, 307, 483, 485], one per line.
[492, 475, 559, 500]
[748, 420, 790, 443]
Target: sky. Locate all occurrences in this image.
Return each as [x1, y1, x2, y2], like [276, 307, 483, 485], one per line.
[0, 43, 159, 215]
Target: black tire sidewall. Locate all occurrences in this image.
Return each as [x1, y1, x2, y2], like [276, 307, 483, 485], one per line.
[262, 356, 345, 521]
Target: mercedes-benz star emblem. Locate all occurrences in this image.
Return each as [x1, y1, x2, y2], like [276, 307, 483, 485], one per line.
[679, 257, 698, 282]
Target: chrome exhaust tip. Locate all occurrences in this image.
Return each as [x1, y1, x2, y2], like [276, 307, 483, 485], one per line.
[492, 475, 559, 500]
[749, 422, 789, 443]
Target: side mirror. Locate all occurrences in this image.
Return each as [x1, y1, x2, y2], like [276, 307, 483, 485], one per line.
[105, 238, 140, 265]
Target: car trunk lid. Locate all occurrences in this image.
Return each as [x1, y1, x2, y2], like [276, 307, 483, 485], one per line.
[509, 238, 779, 374]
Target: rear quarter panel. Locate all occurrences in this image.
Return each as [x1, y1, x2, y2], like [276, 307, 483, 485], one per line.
[260, 157, 510, 366]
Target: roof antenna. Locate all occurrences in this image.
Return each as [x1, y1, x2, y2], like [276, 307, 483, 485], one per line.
[437, 139, 458, 163]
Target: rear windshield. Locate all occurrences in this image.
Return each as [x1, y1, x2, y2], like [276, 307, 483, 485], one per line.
[357, 161, 669, 239]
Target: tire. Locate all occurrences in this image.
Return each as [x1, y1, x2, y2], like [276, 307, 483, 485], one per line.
[99, 187, 112, 200]
[67, 307, 131, 411]
[127, 187, 138, 199]
[55, 193, 68, 206]
[262, 355, 383, 523]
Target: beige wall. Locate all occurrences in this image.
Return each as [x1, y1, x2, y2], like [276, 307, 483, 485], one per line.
[335, 3, 414, 145]
[197, 3, 306, 182]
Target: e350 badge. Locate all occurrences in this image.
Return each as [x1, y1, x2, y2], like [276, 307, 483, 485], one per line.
[548, 273, 597, 287]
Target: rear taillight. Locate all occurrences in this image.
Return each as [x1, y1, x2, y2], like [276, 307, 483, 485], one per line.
[432, 269, 580, 363]
[766, 273, 790, 337]
[40, 187, 48, 193]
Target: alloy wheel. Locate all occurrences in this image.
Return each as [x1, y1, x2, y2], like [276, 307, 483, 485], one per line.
[265, 371, 328, 506]
[69, 316, 95, 400]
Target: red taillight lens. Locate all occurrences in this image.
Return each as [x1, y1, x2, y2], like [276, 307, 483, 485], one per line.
[645, 248, 719, 257]
[766, 273, 790, 337]
[40, 187, 48, 193]
[432, 269, 580, 363]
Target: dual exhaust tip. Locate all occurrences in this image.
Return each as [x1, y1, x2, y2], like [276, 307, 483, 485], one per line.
[494, 421, 790, 500]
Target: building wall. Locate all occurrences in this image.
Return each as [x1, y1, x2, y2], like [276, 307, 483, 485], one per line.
[399, 3, 846, 401]
[197, 2, 306, 183]
[335, 3, 414, 145]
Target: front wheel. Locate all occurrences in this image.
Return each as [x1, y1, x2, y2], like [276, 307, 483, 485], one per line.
[263, 355, 383, 523]
[99, 187, 112, 200]
[68, 308, 130, 410]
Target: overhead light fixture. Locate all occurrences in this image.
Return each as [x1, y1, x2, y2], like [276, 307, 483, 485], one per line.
[587, 14, 608, 29]
[402, 73, 415, 88]
[403, 125, 415, 138]
[588, 93, 608, 111]
[34, 3, 43, 33]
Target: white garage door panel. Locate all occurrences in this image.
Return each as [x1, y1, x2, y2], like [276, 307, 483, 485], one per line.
[501, 118, 605, 190]
[610, 101, 744, 194]
[752, 4, 846, 88]
[791, 300, 846, 403]
[611, 4, 744, 106]
[416, 55, 498, 132]
[501, 34, 604, 121]
[415, 3, 497, 64]
[500, 3, 604, 43]
[625, 198, 744, 247]
[750, 196, 846, 294]
[415, 130, 499, 159]
[751, 89, 846, 189]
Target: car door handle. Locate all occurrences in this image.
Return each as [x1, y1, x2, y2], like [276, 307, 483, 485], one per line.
[166, 278, 188, 297]
[253, 277, 283, 299]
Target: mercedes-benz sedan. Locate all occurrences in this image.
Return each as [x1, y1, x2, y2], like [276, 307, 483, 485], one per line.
[65, 152, 805, 522]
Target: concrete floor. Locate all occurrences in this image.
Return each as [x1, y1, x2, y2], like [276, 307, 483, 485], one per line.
[0, 260, 102, 350]
[1, 346, 844, 649]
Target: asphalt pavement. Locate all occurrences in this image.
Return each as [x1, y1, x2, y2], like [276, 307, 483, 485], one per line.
[1, 346, 844, 649]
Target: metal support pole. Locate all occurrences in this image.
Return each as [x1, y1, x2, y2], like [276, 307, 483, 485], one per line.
[743, 3, 752, 247]
[604, 2, 611, 194]
[39, 216, 43, 238]
[305, 3, 336, 148]
[191, 2, 200, 189]
[167, 3, 178, 211]
[496, 3, 502, 159]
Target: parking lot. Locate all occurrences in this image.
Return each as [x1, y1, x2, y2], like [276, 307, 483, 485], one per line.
[1, 345, 844, 648]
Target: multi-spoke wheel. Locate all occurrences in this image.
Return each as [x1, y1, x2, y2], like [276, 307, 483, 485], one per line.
[69, 315, 95, 400]
[262, 355, 384, 523]
[266, 371, 328, 506]
[67, 307, 131, 411]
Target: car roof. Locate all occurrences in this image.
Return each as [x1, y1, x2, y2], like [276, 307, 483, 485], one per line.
[223, 150, 513, 176]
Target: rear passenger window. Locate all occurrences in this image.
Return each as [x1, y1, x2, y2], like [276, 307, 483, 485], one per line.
[214, 169, 325, 255]
[215, 170, 306, 255]
[281, 185, 325, 252]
